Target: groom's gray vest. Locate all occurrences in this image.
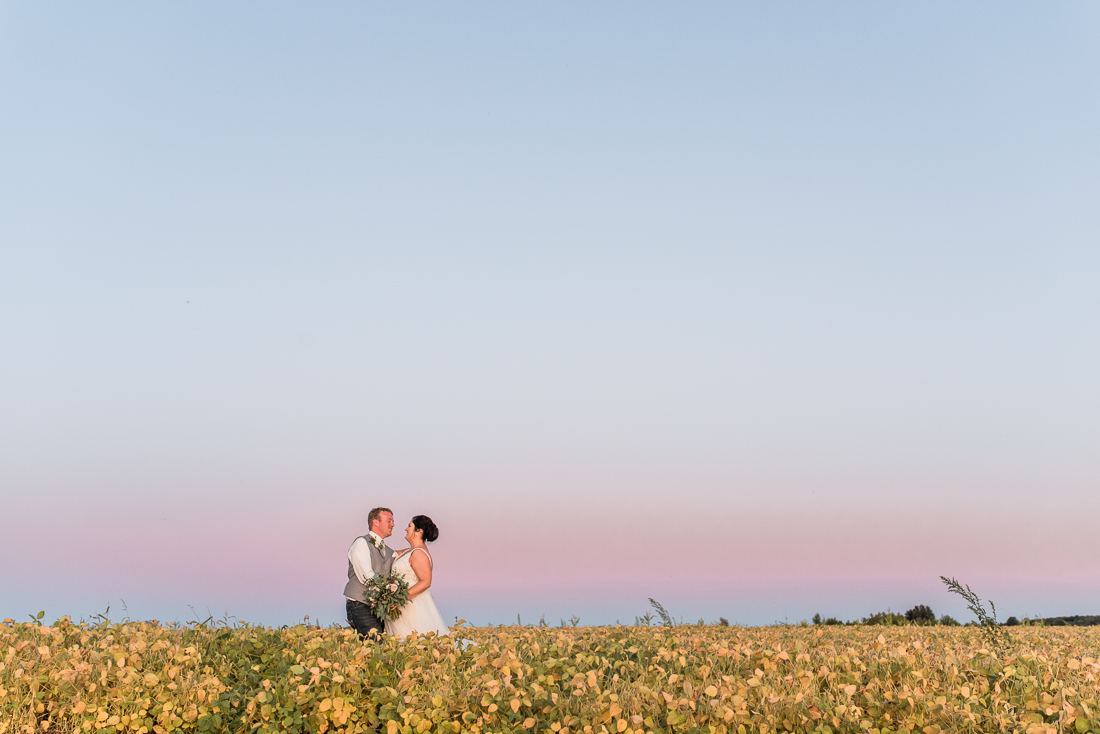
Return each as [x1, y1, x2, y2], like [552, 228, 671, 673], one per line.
[343, 536, 395, 602]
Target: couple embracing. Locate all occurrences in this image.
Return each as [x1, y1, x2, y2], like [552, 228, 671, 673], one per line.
[343, 507, 451, 639]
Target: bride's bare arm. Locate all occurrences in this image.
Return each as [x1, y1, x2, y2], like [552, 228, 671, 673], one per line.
[407, 551, 433, 599]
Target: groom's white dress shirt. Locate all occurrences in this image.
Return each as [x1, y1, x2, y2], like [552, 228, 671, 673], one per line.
[345, 531, 385, 602]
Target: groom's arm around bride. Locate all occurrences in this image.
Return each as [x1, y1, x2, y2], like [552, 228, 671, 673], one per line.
[343, 506, 396, 639]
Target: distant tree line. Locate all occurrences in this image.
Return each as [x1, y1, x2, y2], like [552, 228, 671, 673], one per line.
[812, 604, 958, 627]
[1004, 615, 1100, 627]
[812, 607, 1100, 628]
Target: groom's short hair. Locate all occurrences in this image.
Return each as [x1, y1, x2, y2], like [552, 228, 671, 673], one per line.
[367, 507, 393, 530]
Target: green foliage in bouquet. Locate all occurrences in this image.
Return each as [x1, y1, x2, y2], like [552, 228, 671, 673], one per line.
[363, 574, 410, 622]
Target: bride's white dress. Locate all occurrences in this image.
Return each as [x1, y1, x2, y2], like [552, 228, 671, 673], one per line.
[385, 548, 451, 638]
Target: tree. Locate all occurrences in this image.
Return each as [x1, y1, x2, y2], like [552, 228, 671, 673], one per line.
[905, 605, 936, 624]
[863, 611, 905, 626]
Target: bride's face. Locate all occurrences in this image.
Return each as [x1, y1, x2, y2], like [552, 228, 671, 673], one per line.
[404, 521, 422, 543]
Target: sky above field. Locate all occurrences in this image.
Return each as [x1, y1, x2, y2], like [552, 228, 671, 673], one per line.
[2, 2, 1099, 629]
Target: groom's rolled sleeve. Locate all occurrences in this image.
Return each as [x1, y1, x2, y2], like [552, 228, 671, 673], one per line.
[348, 537, 375, 584]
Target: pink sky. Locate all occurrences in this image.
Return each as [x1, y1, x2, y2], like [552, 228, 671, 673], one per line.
[6, 472, 1098, 626]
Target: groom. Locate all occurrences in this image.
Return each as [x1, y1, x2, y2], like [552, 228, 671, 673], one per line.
[344, 506, 396, 639]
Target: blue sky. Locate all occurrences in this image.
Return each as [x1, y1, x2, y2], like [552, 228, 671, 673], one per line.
[2, 2, 1098, 628]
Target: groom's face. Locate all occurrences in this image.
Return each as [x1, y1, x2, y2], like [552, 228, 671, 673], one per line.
[372, 512, 395, 539]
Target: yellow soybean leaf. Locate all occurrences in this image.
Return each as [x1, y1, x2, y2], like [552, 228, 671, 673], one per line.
[319, 698, 332, 712]
[510, 699, 521, 713]
[705, 686, 718, 697]
[844, 685, 857, 696]
[523, 718, 536, 729]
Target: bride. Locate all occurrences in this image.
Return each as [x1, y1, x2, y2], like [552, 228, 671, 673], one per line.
[385, 515, 451, 638]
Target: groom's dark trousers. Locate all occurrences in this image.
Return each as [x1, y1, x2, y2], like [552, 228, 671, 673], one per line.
[346, 599, 383, 640]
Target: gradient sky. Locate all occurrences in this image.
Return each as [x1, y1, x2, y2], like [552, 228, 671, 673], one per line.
[2, 2, 1099, 629]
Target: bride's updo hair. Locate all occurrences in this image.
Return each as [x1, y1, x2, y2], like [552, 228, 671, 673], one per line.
[412, 515, 439, 543]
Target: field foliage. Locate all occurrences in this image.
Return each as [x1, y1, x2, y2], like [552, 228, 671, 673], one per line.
[3, 617, 1099, 734]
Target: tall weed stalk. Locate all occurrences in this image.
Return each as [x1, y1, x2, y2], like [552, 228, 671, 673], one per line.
[940, 575, 1007, 650]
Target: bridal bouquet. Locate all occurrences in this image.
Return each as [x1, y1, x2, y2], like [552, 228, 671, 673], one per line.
[363, 574, 411, 622]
